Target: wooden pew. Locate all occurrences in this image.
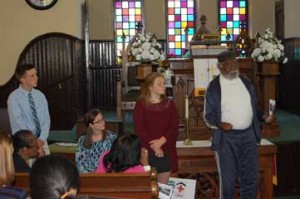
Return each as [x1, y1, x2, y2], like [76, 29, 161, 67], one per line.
[79, 168, 158, 198]
[14, 168, 159, 199]
[14, 173, 30, 193]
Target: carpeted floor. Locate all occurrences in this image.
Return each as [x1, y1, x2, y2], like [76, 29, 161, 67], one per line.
[268, 109, 300, 144]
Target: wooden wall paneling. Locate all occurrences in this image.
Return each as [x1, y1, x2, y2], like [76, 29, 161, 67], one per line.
[279, 38, 300, 114]
[16, 33, 86, 130]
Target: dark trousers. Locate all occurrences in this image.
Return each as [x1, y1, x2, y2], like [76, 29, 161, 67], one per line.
[215, 127, 259, 199]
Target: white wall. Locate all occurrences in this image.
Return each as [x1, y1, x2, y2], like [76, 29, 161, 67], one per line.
[285, 0, 300, 38]
[89, 0, 113, 40]
[248, 0, 275, 37]
[0, 0, 84, 85]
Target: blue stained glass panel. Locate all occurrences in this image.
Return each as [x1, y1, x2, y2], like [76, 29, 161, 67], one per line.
[240, 1, 246, 7]
[233, 21, 240, 28]
[187, 15, 194, 21]
[220, 15, 226, 21]
[175, 22, 181, 28]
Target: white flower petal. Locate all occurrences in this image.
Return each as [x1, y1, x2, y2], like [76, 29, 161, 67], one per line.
[251, 28, 287, 63]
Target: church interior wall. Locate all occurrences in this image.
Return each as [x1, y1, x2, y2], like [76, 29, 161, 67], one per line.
[0, 0, 297, 86]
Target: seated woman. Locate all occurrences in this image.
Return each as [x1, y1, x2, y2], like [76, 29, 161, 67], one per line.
[30, 155, 80, 199]
[12, 130, 39, 172]
[95, 133, 150, 173]
[0, 131, 27, 198]
[76, 108, 117, 173]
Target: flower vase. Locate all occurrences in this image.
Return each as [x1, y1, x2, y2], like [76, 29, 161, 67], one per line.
[141, 60, 152, 64]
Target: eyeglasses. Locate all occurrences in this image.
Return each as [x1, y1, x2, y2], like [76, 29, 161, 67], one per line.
[93, 118, 105, 124]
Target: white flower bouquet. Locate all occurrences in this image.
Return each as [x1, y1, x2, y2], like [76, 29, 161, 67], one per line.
[251, 28, 288, 64]
[127, 33, 166, 63]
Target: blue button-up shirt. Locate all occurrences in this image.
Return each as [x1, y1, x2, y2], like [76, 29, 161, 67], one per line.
[7, 85, 50, 141]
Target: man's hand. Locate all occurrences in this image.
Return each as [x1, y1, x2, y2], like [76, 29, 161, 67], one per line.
[218, 122, 233, 131]
[264, 113, 276, 124]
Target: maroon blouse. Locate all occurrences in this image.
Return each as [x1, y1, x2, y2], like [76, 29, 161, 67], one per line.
[133, 98, 179, 172]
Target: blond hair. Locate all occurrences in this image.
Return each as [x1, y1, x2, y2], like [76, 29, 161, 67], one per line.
[0, 131, 15, 186]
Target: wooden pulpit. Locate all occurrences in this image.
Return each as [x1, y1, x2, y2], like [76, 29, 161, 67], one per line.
[256, 61, 280, 137]
[135, 63, 157, 93]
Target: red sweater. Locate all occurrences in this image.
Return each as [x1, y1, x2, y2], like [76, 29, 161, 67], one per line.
[133, 99, 179, 172]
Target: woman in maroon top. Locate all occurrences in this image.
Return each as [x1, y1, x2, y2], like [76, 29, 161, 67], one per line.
[133, 72, 179, 184]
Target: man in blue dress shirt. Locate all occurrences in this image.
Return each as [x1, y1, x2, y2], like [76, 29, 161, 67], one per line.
[7, 63, 50, 157]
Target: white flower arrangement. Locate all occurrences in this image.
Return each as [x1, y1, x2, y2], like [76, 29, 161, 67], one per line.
[251, 28, 288, 64]
[127, 32, 166, 63]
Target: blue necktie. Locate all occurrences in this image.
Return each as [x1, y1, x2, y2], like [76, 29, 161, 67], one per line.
[28, 92, 41, 138]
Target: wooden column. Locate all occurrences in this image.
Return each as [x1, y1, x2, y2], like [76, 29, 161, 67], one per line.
[257, 61, 280, 137]
[257, 61, 280, 111]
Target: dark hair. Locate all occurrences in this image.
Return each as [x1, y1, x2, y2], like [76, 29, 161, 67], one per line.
[83, 108, 103, 127]
[103, 133, 141, 173]
[12, 130, 35, 152]
[138, 72, 166, 104]
[15, 64, 36, 81]
[83, 108, 106, 148]
[30, 155, 80, 199]
[217, 50, 236, 63]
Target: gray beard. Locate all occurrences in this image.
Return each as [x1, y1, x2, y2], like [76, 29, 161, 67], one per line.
[223, 70, 239, 80]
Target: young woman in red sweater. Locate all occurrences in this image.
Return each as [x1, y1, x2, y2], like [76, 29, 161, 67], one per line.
[133, 72, 179, 184]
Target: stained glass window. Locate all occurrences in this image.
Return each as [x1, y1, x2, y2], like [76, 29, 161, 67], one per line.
[114, 0, 143, 56]
[167, 0, 195, 57]
[219, 0, 248, 41]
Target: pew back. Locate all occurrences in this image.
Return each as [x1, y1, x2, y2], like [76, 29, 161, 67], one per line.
[14, 168, 158, 199]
